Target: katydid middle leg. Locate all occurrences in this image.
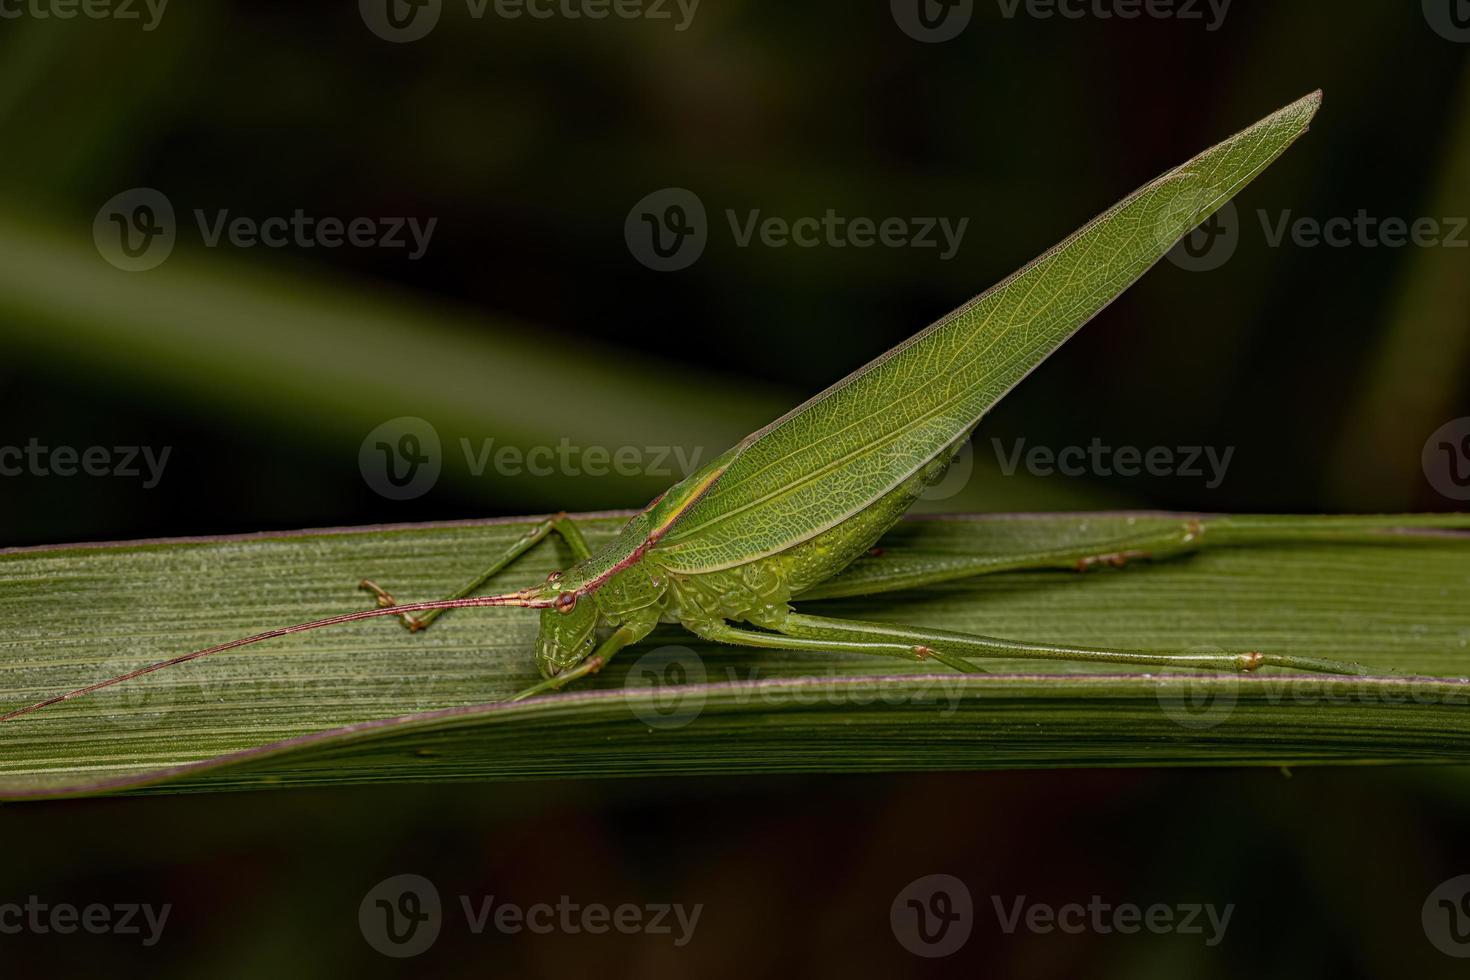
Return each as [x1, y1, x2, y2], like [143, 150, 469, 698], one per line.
[360, 513, 592, 632]
[809, 514, 1470, 601]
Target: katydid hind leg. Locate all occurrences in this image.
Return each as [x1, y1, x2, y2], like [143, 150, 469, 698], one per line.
[685, 618, 986, 674]
[779, 611, 1372, 676]
[361, 513, 591, 632]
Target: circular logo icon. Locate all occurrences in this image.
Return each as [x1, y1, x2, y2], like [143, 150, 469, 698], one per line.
[360, 0, 442, 42]
[891, 0, 974, 43]
[93, 646, 186, 732]
[891, 874, 973, 957]
[920, 439, 976, 502]
[623, 645, 708, 729]
[359, 417, 442, 501]
[1155, 660, 1240, 730]
[360, 874, 442, 958]
[1423, 418, 1470, 501]
[1423, 874, 1470, 957]
[1162, 192, 1239, 272]
[1424, 0, 1470, 42]
[94, 188, 176, 272]
[625, 188, 707, 272]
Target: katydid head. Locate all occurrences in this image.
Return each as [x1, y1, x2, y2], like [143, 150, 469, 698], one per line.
[533, 570, 600, 678]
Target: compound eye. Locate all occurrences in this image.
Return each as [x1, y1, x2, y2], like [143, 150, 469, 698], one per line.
[554, 592, 578, 614]
[546, 570, 562, 584]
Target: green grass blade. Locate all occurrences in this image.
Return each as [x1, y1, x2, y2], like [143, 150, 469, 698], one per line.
[1, 508, 1467, 799]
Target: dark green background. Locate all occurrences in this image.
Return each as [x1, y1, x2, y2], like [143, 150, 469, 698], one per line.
[1, 1, 1468, 976]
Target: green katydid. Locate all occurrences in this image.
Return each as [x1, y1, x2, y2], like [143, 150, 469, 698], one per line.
[6, 90, 1469, 724]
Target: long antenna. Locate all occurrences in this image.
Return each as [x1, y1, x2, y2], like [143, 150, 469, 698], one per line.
[0, 591, 550, 724]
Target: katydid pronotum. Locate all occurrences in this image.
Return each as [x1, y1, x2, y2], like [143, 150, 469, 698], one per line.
[6, 90, 1469, 724]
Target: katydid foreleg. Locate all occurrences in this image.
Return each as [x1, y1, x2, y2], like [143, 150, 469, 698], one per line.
[504, 625, 642, 702]
[360, 512, 590, 632]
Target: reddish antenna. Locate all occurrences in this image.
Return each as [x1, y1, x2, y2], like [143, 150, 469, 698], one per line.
[0, 591, 550, 724]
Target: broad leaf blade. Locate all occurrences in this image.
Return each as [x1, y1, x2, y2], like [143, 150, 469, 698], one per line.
[2, 508, 1468, 799]
[657, 93, 1323, 572]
